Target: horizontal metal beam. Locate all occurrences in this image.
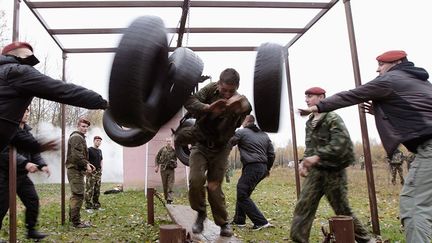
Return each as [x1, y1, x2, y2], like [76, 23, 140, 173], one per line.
[64, 46, 258, 53]
[28, 1, 330, 9]
[49, 27, 304, 35]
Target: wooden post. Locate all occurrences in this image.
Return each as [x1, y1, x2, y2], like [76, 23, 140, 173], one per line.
[329, 216, 355, 243]
[147, 188, 155, 225]
[159, 224, 186, 243]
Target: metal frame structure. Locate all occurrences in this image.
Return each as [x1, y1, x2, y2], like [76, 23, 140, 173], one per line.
[8, 0, 380, 241]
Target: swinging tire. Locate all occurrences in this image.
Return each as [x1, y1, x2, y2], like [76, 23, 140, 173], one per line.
[109, 15, 169, 132]
[253, 43, 283, 133]
[103, 110, 156, 147]
[173, 118, 196, 166]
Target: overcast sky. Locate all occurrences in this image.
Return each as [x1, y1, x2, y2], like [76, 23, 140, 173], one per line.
[1, 0, 431, 150]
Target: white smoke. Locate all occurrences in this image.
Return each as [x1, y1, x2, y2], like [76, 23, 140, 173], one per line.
[28, 122, 123, 183]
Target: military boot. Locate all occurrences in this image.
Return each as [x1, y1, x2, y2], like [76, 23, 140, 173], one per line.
[192, 212, 206, 234]
[220, 224, 233, 237]
[27, 229, 48, 240]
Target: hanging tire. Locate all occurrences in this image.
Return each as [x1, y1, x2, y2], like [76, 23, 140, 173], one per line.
[158, 47, 203, 125]
[103, 110, 156, 147]
[173, 118, 196, 166]
[109, 15, 169, 132]
[253, 43, 283, 133]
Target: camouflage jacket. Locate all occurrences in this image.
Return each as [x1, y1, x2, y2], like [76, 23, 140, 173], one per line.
[66, 131, 89, 170]
[388, 150, 404, 165]
[184, 82, 251, 147]
[155, 145, 177, 170]
[304, 112, 355, 171]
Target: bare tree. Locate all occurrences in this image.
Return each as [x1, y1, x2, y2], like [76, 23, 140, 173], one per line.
[0, 10, 10, 47]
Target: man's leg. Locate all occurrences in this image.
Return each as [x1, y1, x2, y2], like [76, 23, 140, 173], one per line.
[206, 147, 233, 237]
[236, 164, 268, 227]
[290, 169, 324, 243]
[391, 165, 397, 185]
[93, 170, 102, 208]
[85, 173, 95, 209]
[400, 140, 432, 242]
[67, 169, 85, 226]
[188, 147, 208, 233]
[325, 170, 370, 243]
[161, 169, 169, 201]
[0, 173, 9, 232]
[166, 169, 175, 203]
[397, 165, 404, 185]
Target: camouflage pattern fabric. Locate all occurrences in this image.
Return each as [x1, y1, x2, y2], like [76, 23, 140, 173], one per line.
[155, 145, 177, 170]
[388, 150, 404, 185]
[66, 131, 89, 170]
[67, 168, 85, 225]
[155, 145, 177, 201]
[85, 169, 102, 209]
[290, 112, 370, 243]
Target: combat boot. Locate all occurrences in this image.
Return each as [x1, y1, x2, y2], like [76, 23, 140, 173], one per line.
[220, 224, 233, 237]
[27, 229, 48, 240]
[192, 212, 206, 234]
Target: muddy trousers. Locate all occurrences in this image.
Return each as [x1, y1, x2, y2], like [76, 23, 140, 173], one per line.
[67, 168, 85, 225]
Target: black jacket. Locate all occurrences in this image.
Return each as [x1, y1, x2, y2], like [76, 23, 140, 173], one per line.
[0, 124, 47, 175]
[317, 62, 432, 156]
[230, 124, 275, 170]
[0, 55, 107, 152]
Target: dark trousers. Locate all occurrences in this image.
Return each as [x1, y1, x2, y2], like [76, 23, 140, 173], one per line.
[0, 172, 40, 230]
[233, 163, 268, 226]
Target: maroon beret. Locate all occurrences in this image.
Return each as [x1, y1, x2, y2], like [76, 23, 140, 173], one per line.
[376, 50, 407, 63]
[305, 87, 326, 95]
[94, 136, 102, 140]
[1, 42, 33, 55]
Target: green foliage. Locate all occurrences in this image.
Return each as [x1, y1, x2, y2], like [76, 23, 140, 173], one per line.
[1, 165, 405, 242]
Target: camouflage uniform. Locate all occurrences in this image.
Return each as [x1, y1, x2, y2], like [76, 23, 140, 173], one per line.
[85, 146, 103, 209]
[155, 145, 177, 202]
[66, 131, 90, 225]
[184, 82, 251, 226]
[388, 149, 404, 185]
[405, 152, 416, 171]
[290, 112, 370, 243]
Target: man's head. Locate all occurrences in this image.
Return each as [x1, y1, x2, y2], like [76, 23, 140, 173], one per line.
[305, 87, 326, 107]
[217, 68, 240, 99]
[376, 50, 407, 75]
[93, 136, 102, 148]
[165, 137, 172, 146]
[77, 118, 90, 134]
[242, 114, 255, 127]
[1, 42, 40, 66]
[21, 107, 31, 125]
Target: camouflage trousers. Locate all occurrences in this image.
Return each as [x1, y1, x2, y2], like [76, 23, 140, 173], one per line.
[290, 168, 371, 243]
[85, 169, 102, 209]
[160, 169, 175, 202]
[67, 168, 85, 225]
[188, 144, 230, 226]
[390, 164, 404, 185]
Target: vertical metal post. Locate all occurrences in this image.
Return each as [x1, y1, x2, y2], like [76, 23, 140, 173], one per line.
[283, 48, 301, 198]
[61, 52, 67, 224]
[343, 0, 380, 234]
[12, 0, 20, 41]
[147, 188, 155, 225]
[9, 1, 20, 242]
[8, 146, 17, 243]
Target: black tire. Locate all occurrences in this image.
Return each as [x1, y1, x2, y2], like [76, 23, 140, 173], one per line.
[253, 43, 283, 132]
[173, 118, 196, 166]
[158, 47, 203, 125]
[109, 15, 169, 132]
[103, 110, 156, 147]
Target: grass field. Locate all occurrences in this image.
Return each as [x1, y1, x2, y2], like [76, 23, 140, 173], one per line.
[1, 165, 405, 242]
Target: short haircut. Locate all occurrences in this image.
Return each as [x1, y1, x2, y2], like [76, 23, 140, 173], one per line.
[78, 118, 91, 126]
[94, 136, 102, 141]
[219, 68, 240, 86]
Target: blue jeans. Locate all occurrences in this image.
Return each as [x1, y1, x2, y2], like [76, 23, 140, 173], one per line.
[233, 163, 268, 226]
